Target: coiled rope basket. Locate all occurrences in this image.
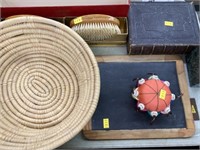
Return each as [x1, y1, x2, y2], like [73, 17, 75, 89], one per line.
[0, 16, 100, 150]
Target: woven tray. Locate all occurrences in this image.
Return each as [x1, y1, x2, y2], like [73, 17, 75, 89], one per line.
[0, 16, 100, 150]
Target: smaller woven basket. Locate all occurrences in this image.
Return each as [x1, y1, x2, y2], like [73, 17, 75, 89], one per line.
[0, 16, 100, 150]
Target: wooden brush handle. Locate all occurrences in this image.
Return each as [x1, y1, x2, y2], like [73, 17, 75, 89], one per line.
[70, 14, 120, 27]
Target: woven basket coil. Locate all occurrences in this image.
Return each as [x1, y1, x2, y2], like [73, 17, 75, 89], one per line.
[0, 16, 100, 150]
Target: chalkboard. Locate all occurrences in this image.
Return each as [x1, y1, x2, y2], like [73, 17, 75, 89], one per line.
[92, 62, 185, 130]
[83, 56, 195, 140]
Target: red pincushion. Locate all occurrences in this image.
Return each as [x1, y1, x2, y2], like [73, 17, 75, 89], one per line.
[138, 79, 172, 112]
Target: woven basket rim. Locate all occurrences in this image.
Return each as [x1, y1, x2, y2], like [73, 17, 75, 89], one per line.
[0, 16, 100, 150]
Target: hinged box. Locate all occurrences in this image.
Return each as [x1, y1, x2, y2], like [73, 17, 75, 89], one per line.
[128, 2, 200, 55]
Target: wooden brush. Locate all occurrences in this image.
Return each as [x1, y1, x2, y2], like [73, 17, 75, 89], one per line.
[70, 14, 121, 41]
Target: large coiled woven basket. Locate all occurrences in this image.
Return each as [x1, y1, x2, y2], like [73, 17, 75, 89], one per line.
[0, 16, 100, 150]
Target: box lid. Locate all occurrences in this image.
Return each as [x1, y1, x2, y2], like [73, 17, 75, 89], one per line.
[0, 0, 130, 18]
[128, 2, 200, 46]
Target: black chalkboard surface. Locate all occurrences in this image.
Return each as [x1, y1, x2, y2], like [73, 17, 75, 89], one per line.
[92, 62, 186, 130]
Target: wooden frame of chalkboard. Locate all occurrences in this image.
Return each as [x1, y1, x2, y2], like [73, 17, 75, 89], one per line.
[83, 55, 195, 140]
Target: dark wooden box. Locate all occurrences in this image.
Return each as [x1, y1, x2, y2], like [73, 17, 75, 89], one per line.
[128, 2, 200, 55]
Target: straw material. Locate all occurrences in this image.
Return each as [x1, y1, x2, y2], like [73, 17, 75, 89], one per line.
[0, 16, 100, 150]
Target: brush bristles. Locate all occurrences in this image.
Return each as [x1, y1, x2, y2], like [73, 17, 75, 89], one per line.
[72, 23, 121, 41]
